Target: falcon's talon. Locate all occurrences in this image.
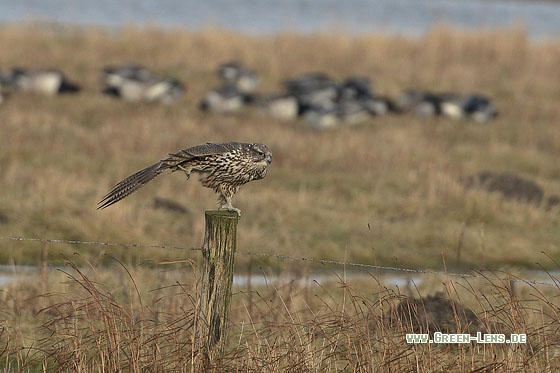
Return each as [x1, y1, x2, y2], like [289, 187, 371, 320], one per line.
[219, 205, 242, 216]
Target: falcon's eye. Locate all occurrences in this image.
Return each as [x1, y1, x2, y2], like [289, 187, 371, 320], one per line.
[253, 147, 265, 157]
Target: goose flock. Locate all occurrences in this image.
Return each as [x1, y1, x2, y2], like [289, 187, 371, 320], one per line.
[199, 61, 498, 128]
[0, 61, 498, 129]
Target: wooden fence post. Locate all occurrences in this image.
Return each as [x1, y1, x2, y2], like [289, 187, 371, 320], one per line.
[198, 210, 239, 367]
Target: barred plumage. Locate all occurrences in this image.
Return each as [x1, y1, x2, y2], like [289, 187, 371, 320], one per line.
[98, 142, 272, 215]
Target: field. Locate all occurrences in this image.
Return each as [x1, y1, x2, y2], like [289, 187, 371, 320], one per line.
[1, 23, 560, 371]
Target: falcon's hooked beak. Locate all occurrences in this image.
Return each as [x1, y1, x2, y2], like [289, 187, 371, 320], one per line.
[265, 154, 272, 164]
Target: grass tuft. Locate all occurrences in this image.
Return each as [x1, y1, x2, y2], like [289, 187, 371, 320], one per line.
[1, 258, 560, 370]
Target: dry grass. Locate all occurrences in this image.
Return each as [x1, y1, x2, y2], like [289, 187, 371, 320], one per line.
[0, 23, 559, 272]
[1, 258, 560, 371]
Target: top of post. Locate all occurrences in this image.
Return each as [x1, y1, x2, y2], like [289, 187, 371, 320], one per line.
[205, 210, 240, 220]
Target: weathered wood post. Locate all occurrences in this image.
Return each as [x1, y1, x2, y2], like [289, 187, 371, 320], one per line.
[198, 210, 239, 366]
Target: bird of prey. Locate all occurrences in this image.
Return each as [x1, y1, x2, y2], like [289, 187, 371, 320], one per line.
[98, 142, 272, 215]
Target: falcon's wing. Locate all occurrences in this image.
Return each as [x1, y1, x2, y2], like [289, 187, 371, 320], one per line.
[183, 142, 234, 156]
[163, 142, 240, 165]
[98, 142, 245, 210]
[98, 161, 165, 209]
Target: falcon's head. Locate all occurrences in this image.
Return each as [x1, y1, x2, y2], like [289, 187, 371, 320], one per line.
[248, 143, 272, 166]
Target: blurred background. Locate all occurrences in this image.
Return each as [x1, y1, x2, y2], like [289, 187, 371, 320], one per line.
[0, 0, 558, 270]
[2, 0, 560, 40]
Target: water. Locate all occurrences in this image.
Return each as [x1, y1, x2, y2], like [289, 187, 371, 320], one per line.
[0, 264, 417, 288]
[0, 265, 36, 287]
[234, 271, 422, 288]
[1, 264, 558, 291]
[1, 0, 560, 40]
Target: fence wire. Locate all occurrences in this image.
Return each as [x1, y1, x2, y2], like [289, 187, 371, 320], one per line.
[0, 236, 558, 288]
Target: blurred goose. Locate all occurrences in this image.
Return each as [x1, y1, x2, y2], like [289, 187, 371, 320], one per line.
[337, 76, 374, 101]
[363, 96, 397, 116]
[284, 72, 333, 94]
[441, 94, 498, 123]
[305, 99, 373, 130]
[396, 89, 441, 117]
[217, 61, 259, 94]
[304, 105, 340, 130]
[103, 64, 152, 88]
[284, 72, 338, 115]
[102, 64, 184, 104]
[199, 84, 249, 114]
[256, 93, 299, 120]
[336, 77, 395, 117]
[336, 99, 372, 125]
[7, 68, 80, 95]
[466, 95, 498, 123]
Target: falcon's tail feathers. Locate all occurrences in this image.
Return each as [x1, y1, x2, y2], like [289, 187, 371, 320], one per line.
[97, 161, 167, 209]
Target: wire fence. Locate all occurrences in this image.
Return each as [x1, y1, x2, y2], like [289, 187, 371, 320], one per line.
[0, 235, 558, 288]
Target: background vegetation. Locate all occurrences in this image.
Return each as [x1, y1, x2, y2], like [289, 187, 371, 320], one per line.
[0, 23, 559, 270]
